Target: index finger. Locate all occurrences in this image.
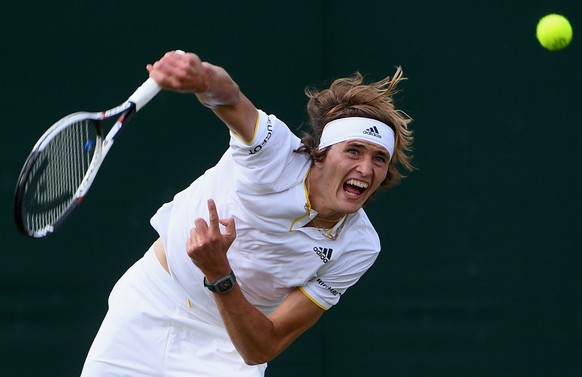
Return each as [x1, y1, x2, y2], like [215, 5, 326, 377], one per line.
[207, 199, 219, 231]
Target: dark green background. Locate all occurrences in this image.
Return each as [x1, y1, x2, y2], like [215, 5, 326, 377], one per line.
[1, 1, 580, 376]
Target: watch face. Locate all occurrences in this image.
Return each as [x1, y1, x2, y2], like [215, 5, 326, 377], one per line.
[216, 278, 234, 293]
[205, 272, 236, 294]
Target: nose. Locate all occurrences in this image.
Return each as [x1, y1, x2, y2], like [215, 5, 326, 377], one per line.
[356, 157, 374, 177]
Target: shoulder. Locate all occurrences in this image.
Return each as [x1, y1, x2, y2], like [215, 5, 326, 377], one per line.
[229, 110, 309, 190]
[345, 209, 381, 250]
[229, 110, 301, 155]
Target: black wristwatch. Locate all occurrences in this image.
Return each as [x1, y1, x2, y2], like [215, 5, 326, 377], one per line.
[203, 271, 236, 294]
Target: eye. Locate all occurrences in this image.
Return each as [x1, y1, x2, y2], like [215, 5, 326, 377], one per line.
[347, 148, 359, 156]
[373, 155, 387, 163]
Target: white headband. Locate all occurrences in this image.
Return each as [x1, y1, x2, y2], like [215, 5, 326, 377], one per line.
[318, 117, 395, 159]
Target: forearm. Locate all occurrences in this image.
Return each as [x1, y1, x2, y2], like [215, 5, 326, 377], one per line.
[195, 63, 257, 142]
[186, 201, 281, 363]
[147, 51, 257, 141]
[194, 63, 239, 108]
[212, 285, 281, 365]
[211, 284, 324, 365]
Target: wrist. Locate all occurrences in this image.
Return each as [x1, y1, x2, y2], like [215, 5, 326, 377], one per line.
[202, 264, 232, 283]
[204, 271, 236, 294]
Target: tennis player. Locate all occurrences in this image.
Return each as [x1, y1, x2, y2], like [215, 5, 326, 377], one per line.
[80, 50, 414, 376]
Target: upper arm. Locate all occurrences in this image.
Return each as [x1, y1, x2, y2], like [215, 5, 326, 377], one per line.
[195, 63, 259, 143]
[267, 288, 326, 355]
[212, 93, 259, 143]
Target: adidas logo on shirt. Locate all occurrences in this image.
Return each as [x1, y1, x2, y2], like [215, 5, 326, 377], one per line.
[363, 126, 382, 138]
[313, 247, 333, 263]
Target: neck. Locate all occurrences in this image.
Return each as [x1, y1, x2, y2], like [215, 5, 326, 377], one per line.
[309, 217, 341, 230]
[315, 213, 344, 223]
[306, 172, 345, 227]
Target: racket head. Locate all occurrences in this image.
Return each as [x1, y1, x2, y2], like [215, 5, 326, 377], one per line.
[14, 112, 104, 238]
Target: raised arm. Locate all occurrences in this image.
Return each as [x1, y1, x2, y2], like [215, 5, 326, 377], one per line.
[147, 50, 258, 142]
[188, 199, 325, 365]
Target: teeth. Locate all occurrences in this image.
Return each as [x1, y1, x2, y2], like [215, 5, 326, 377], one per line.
[346, 179, 369, 189]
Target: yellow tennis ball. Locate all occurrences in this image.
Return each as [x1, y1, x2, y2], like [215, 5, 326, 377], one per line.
[536, 14, 573, 51]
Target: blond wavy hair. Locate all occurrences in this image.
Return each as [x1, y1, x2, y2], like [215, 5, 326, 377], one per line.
[296, 69, 414, 188]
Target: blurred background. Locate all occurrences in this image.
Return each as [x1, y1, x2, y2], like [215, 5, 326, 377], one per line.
[1, 1, 580, 376]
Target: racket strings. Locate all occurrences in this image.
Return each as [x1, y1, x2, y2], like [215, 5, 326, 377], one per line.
[23, 120, 99, 232]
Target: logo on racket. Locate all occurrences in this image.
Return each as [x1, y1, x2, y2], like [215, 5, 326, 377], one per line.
[104, 102, 132, 117]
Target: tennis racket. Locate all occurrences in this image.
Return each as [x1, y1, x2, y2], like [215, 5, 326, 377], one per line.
[14, 77, 161, 238]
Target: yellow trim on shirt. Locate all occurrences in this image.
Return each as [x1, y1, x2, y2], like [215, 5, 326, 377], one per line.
[229, 110, 260, 145]
[299, 287, 329, 311]
[289, 168, 313, 231]
[289, 212, 310, 232]
[304, 168, 312, 209]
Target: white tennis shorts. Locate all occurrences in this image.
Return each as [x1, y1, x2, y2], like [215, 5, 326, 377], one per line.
[80, 245, 266, 377]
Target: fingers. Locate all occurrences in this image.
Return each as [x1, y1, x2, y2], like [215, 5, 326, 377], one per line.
[148, 55, 188, 88]
[207, 199, 236, 240]
[186, 199, 236, 274]
[219, 217, 236, 241]
[190, 199, 234, 239]
[207, 199, 219, 231]
[147, 50, 208, 93]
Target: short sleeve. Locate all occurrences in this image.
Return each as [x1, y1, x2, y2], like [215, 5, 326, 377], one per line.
[300, 246, 379, 310]
[229, 110, 304, 194]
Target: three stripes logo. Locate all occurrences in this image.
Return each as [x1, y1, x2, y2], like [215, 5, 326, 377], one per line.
[313, 247, 333, 263]
[363, 126, 382, 139]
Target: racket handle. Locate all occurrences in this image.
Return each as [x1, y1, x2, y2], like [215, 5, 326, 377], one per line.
[128, 77, 161, 111]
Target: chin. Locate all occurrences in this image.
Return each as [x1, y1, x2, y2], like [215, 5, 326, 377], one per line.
[340, 203, 363, 214]
[339, 194, 367, 213]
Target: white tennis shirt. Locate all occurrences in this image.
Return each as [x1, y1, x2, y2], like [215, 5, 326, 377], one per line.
[150, 110, 381, 322]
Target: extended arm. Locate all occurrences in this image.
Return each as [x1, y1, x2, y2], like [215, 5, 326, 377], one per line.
[188, 200, 325, 365]
[215, 284, 324, 365]
[147, 51, 258, 142]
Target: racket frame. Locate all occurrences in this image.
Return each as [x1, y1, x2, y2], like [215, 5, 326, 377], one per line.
[14, 78, 160, 238]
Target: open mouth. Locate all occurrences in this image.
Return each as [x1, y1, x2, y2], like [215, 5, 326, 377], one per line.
[343, 179, 369, 198]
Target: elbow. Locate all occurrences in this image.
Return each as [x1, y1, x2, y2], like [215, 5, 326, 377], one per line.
[240, 349, 277, 366]
[242, 355, 271, 366]
[243, 359, 265, 366]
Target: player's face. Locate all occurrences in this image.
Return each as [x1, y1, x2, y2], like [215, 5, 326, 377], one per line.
[311, 140, 389, 217]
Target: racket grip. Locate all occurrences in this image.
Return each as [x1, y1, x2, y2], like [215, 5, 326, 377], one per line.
[128, 77, 161, 111]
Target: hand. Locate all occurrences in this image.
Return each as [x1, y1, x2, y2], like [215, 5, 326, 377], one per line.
[146, 50, 211, 93]
[187, 199, 236, 282]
